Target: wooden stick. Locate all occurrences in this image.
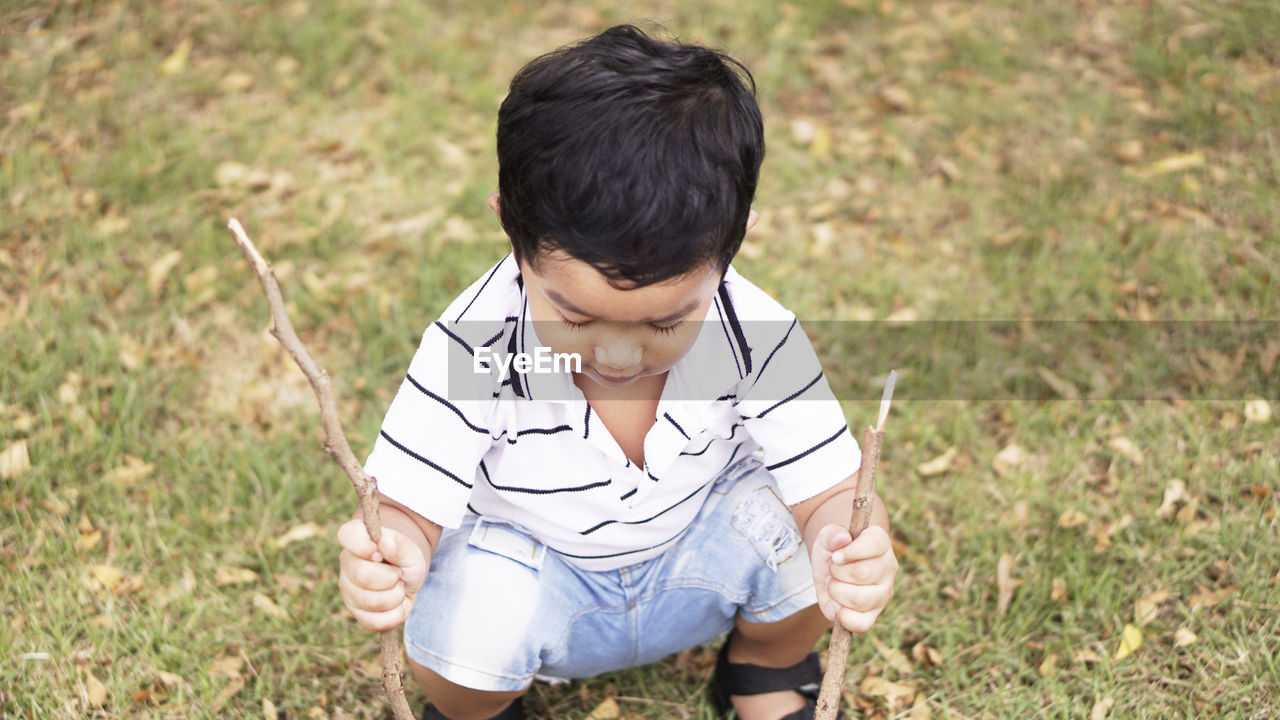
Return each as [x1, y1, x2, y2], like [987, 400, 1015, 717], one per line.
[228, 218, 416, 720]
[814, 370, 897, 720]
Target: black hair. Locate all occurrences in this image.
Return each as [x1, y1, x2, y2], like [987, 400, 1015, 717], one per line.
[496, 24, 765, 287]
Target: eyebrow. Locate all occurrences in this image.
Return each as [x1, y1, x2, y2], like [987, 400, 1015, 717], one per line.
[545, 288, 701, 325]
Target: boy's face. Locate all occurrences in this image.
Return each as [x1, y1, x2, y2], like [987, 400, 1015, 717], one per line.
[519, 250, 721, 390]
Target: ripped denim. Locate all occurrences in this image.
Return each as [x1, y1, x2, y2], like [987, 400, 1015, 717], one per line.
[402, 455, 819, 692]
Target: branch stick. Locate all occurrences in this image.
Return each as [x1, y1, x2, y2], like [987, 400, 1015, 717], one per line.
[814, 370, 896, 720]
[228, 218, 415, 720]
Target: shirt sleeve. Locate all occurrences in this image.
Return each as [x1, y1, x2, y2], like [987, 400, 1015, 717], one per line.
[737, 319, 861, 505]
[363, 321, 499, 529]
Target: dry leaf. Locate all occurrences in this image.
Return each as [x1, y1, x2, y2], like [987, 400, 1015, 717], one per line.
[1058, 509, 1089, 528]
[1130, 152, 1205, 179]
[76, 529, 103, 552]
[253, 592, 288, 620]
[159, 39, 191, 76]
[1189, 586, 1235, 612]
[1074, 648, 1103, 664]
[1036, 366, 1080, 399]
[916, 447, 957, 477]
[585, 698, 620, 720]
[147, 250, 183, 295]
[1051, 576, 1069, 603]
[85, 671, 108, 706]
[910, 693, 930, 720]
[1114, 624, 1143, 661]
[209, 655, 245, 678]
[911, 643, 942, 668]
[93, 215, 132, 238]
[1155, 480, 1186, 519]
[872, 636, 913, 674]
[1260, 339, 1280, 375]
[1174, 627, 1197, 647]
[1134, 590, 1170, 626]
[1114, 139, 1144, 163]
[996, 553, 1016, 615]
[992, 444, 1024, 478]
[1108, 437, 1144, 465]
[1090, 513, 1134, 553]
[220, 72, 255, 92]
[103, 455, 154, 487]
[1090, 696, 1115, 720]
[989, 226, 1025, 247]
[1038, 653, 1058, 678]
[155, 670, 186, 688]
[859, 677, 916, 711]
[0, 440, 31, 479]
[878, 85, 913, 112]
[90, 564, 124, 591]
[1244, 399, 1271, 424]
[273, 522, 322, 548]
[885, 307, 919, 324]
[264, 698, 279, 720]
[215, 566, 259, 586]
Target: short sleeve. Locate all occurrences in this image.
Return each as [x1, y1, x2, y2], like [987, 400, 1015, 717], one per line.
[737, 319, 860, 505]
[363, 322, 499, 528]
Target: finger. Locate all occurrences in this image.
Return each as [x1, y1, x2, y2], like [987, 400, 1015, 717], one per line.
[823, 526, 853, 553]
[827, 579, 893, 614]
[343, 556, 402, 591]
[337, 519, 380, 562]
[377, 530, 426, 572]
[836, 606, 883, 635]
[829, 556, 892, 586]
[349, 597, 414, 633]
[835, 526, 893, 564]
[339, 572, 406, 612]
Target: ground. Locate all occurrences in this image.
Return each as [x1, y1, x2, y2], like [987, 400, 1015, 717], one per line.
[1, 0, 1278, 718]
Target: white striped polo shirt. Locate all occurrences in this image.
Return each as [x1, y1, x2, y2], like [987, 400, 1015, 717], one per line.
[365, 254, 861, 571]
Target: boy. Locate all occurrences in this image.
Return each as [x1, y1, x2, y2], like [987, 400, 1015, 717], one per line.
[338, 25, 897, 720]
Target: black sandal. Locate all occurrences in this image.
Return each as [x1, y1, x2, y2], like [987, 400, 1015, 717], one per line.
[421, 695, 526, 720]
[709, 636, 822, 720]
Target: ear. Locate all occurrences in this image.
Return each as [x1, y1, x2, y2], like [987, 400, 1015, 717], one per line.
[745, 209, 759, 232]
[486, 192, 501, 216]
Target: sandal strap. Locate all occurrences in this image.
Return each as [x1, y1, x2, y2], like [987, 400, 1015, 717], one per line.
[714, 641, 823, 698]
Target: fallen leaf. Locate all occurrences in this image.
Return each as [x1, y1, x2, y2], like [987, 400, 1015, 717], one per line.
[992, 444, 1025, 477]
[878, 85, 913, 112]
[90, 564, 124, 591]
[1130, 152, 1205, 179]
[860, 676, 916, 711]
[1260, 339, 1280, 375]
[1036, 366, 1080, 399]
[885, 307, 919, 324]
[1155, 479, 1186, 519]
[1244, 399, 1271, 424]
[916, 447, 957, 477]
[1189, 586, 1235, 612]
[209, 655, 245, 678]
[76, 529, 103, 552]
[1058, 509, 1089, 528]
[264, 698, 278, 720]
[209, 676, 246, 712]
[910, 692, 930, 720]
[220, 72, 255, 92]
[0, 440, 31, 479]
[1090, 696, 1114, 720]
[273, 522, 323, 548]
[155, 670, 186, 688]
[1090, 514, 1134, 553]
[1074, 648, 1103, 664]
[585, 698, 620, 720]
[872, 636, 913, 674]
[147, 250, 183, 295]
[1038, 653, 1058, 678]
[1114, 139, 1144, 163]
[1051, 576, 1069, 603]
[911, 643, 942, 668]
[1134, 590, 1170, 626]
[1114, 624, 1143, 661]
[215, 566, 259, 586]
[1174, 627, 1198, 647]
[1108, 437, 1144, 465]
[159, 39, 191, 76]
[93, 215, 132, 238]
[253, 592, 288, 620]
[103, 455, 154, 487]
[996, 553, 1016, 615]
[84, 671, 108, 706]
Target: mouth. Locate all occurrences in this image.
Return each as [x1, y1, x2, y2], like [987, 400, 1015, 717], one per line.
[590, 367, 642, 386]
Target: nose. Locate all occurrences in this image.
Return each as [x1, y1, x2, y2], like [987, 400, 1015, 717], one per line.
[593, 334, 642, 370]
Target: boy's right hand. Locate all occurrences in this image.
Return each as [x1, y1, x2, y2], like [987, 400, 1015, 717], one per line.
[337, 519, 429, 631]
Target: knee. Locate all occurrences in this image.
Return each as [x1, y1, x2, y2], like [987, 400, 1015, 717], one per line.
[412, 661, 527, 720]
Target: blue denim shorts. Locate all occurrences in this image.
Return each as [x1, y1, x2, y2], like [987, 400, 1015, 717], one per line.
[402, 456, 819, 692]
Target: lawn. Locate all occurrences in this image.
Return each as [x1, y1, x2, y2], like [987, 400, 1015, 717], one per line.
[2, 0, 1278, 718]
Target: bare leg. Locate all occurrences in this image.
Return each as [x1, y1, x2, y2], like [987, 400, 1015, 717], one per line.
[410, 660, 528, 720]
[726, 604, 830, 720]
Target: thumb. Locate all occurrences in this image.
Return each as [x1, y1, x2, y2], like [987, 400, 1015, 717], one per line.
[378, 529, 424, 569]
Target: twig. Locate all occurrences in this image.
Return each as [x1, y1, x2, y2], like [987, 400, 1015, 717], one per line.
[227, 218, 416, 720]
[815, 370, 897, 720]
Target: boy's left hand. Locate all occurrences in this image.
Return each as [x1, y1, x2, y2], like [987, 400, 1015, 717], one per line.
[810, 524, 898, 633]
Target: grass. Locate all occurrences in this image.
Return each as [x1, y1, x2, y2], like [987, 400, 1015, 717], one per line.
[2, 0, 1278, 718]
